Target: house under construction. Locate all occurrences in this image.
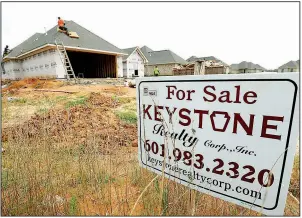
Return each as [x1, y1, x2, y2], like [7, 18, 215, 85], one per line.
[2, 20, 126, 80]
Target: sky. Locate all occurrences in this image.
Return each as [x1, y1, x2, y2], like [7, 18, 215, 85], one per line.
[1, 2, 299, 69]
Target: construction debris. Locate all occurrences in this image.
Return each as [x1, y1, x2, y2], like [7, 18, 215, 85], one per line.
[7, 97, 19, 102]
[68, 32, 79, 38]
[173, 60, 228, 75]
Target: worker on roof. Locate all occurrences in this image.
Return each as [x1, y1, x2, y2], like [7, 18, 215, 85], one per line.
[58, 17, 69, 35]
[154, 66, 160, 76]
[3, 45, 11, 57]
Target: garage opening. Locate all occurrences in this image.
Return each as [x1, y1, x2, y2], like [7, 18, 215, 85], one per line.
[66, 50, 117, 78]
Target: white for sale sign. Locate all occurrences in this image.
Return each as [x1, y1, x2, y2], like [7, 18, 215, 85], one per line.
[136, 73, 299, 215]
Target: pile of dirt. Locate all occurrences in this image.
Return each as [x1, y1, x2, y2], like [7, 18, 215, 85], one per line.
[2, 78, 65, 92]
[88, 92, 121, 108]
[2, 93, 137, 153]
[101, 87, 128, 96]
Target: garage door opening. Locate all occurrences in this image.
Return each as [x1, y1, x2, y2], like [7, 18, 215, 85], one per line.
[66, 51, 117, 78]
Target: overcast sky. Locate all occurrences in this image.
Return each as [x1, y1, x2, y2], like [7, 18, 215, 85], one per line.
[1, 2, 299, 69]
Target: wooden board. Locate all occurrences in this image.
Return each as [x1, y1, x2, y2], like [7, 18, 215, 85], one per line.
[69, 32, 79, 38]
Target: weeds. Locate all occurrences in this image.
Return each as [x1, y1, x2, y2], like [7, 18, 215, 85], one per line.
[69, 196, 78, 216]
[1, 85, 300, 216]
[14, 98, 27, 104]
[65, 96, 88, 109]
[115, 111, 137, 124]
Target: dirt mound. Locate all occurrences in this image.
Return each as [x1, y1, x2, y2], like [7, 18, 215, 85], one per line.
[2, 78, 64, 92]
[2, 94, 137, 153]
[101, 87, 128, 96]
[88, 92, 120, 108]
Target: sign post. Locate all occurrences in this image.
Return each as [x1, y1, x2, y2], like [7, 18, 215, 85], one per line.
[136, 73, 299, 215]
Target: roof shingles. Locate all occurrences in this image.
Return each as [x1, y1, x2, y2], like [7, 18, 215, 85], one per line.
[5, 20, 124, 59]
[141, 46, 187, 65]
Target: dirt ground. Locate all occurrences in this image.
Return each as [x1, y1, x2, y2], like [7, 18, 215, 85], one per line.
[1, 79, 300, 216]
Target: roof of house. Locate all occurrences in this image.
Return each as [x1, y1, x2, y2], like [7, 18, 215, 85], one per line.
[121, 46, 148, 63]
[141, 46, 187, 65]
[141, 46, 153, 55]
[278, 60, 300, 69]
[231, 61, 266, 70]
[122, 47, 137, 60]
[187, 55, 229, 66]
[4, 20, 125, 59]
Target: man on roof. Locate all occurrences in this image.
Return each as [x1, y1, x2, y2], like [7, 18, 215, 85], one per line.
[57, 17, 69, 35]
[3, 45, 11, 57]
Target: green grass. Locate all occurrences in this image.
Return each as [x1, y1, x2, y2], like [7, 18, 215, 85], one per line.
[69, 196, 78, 216]
[115, 111, 137, 124]
[65, 96, 88, 109]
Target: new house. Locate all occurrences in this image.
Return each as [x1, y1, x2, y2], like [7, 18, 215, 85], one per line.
[230, 61, 266, 74]
[2, 20, 126, 80]
[186, 55, 230, 74]
[278, 60, 300, 73]
[141, 46, 187, 76]
[121, 46, 148, 78]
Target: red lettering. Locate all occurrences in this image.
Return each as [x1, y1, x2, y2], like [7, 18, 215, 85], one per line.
[203, 86, 216, 102]
[194, 109, 209, 128]
[176, 89, 185, 100]
[218, 91, 232, 103]
[244, 91, 257, 104]
[187, 90, 195, 101]
[154, 106, 163, 121]
[233, 113, 255, 136]
[261, 116, 284, 140]
[165, 107, 177, 123]
[166, 86, 177, 99]
[233, 85, 241, 104]
[143, 104, 152, 120]
[210, 111, 230, 132]
[179, 108, 191, 126]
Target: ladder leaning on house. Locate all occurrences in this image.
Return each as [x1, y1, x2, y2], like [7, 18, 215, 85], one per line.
[54, 40, 76, 80]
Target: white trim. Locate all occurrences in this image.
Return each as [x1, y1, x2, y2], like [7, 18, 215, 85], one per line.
[126, 47, 148, 63]
[16, 44, 53, 58]
[4, 44, 127, 61]
[64, 45, 128, 56]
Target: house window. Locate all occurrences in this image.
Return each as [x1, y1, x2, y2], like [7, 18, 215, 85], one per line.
[39, 65, 44, 69]
[290, 68, 294, 72]
[38, 53, 42, 57]
[45, 64, 49, 69]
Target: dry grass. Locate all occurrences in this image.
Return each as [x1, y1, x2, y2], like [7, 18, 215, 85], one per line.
[1, 84, 300, 216]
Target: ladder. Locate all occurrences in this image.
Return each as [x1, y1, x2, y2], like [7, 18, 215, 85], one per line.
[54, 40, 76, 80]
